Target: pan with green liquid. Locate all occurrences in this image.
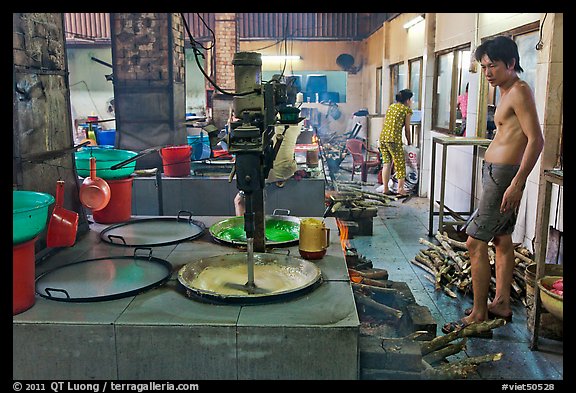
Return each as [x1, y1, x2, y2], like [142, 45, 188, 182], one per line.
[210, 213, 300, 247]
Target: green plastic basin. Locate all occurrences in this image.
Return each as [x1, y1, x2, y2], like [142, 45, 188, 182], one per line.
[75, 148, 138, 179]
[13, 191, 55, 244]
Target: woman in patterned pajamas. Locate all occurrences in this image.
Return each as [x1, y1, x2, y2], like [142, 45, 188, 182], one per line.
[379, 89, 413, 196]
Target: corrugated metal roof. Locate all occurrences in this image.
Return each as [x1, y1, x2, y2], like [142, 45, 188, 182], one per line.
[64, 13, 397, 44]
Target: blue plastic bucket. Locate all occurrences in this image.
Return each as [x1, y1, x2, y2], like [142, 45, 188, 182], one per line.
[187, 134, 211, 160]
[96, 129, 116, 146]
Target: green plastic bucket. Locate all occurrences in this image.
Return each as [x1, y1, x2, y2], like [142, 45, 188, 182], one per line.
[75, 148, 138, 179]
[13, 191, 55, 244]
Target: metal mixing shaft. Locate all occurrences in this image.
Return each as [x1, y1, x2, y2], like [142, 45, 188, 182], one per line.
[246, 237, 256, 290]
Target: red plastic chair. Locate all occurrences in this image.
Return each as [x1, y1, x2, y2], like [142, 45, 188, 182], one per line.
[345, 139, 381, 181]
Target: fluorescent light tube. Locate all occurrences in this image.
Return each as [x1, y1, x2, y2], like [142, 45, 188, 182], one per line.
[403, 15, 424, 29]
[261, 55, 301, 62]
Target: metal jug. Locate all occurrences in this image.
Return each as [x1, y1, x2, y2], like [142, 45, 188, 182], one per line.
[299, 218, 330, 260]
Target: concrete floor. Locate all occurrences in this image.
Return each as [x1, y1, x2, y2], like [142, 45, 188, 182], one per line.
[334, 166, 564, 381]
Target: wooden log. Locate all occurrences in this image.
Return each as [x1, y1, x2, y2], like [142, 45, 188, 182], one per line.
[422, 249, 445, 268]
[514, 251, 534, 265]
[457, 277, 471, 291]
[510, 279, 523, 297]
[415, 253, 438, 273]
[435, 232, 466, 272]
[403, 331, 431, 340]
[441, 232, 468, 250]
[422, 338, 468, 365]
[422, 273, 438, 287]
[420, 319, 506, 355]
[419, 238, 447, 257]
[354, 291, 403, 319]
[410, 259, 437, 277]
[348, 268, 388, 280]
[351, 282, 399, 296]
[488, 248, 496, 265]
[349, 275, 391, 288]
[337, 185, 397, 202]
[455, 352, 503, 367]
[338, 180, 375, 186]
[422, 352, 503, 380]
[356, 200, 387, 208]
[443, 286, 458, 298]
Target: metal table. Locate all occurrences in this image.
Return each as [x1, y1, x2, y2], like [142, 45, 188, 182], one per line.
[530, 169, 563, 350]
[428, 136, 491, 237]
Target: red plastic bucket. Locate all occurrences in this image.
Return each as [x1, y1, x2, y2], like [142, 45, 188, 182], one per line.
[13, 236, 37, 315]
[93, 177, 133, 224]
[160, 145, 191, 177]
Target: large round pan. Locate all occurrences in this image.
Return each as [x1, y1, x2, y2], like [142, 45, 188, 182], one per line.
[35, 248, 172, 302]
[210, 210, 300, 247]
[178, 252, 322, 304]
[100, 211, 206, 247]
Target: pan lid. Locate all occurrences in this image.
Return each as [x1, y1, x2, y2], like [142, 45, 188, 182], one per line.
[35, 248, 172, 302]
[100, 211, 206, 247]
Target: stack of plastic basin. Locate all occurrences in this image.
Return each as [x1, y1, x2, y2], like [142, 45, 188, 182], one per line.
[13, 190, 55, 315]
[74, 147, 138, 224]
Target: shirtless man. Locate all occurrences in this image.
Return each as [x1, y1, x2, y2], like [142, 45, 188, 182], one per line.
[442, 35, 544, 336]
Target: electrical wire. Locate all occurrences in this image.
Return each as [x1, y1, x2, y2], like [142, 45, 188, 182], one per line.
[69, 80, 106, 119]
[180, 12, 256, 97]
[535, 13, 547, 50]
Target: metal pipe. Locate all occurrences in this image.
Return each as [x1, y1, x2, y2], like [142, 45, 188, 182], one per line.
[246, 238, 255, 289]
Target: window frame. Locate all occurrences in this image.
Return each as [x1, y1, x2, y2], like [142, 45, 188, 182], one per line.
[408, 57, 423, 110]
[376, 66, 383, 114]
[478, 21, 540, 138]
[389, 61, 407, 103]
[432, 44, 471, 134]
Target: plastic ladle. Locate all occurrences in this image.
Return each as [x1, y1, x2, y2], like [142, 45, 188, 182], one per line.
[46, 180, 79, 248]
[79, 157, 111, 211]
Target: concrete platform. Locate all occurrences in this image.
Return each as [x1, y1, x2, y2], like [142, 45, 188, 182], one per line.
[13, 216, 359, 380]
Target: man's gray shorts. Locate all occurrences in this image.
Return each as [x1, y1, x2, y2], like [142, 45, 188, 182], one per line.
[466, 161, 521, 242]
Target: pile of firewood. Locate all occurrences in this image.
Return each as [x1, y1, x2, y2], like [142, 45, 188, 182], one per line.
[349, 254, 506, 380]
[418, 319, 506, 379]
[412, 231, 535, 304]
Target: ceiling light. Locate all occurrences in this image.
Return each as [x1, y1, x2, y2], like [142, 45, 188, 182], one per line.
[261, 55, 301, 62]
[403, 15, 424, 29]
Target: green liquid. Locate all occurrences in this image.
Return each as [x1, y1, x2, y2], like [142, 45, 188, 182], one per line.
[214, 219, 299, 243]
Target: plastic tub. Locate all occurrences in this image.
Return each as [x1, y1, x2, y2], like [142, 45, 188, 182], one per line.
[160, 145, 191, 176]
[75, 148, 138, 179]
[13, 191, 55, 244]
[538, 276, 563, 321]
[92, 177, 133, 224]
[96, 129, 116, 146]
[187, 134, 211, 160]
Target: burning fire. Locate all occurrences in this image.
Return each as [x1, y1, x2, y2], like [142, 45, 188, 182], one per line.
[312, 134, 319, 145]
[336, 218, 349, 251]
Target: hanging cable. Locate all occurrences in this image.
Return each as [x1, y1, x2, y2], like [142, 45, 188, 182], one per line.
[180, 13, 257, 97]
[535, 13, 547, 50]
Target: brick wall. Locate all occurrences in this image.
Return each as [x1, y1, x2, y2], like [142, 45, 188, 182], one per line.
[111, 13, 187, 169]
[13, 13, 90, 243]
[112, 13, 184, 85]
[214, 13, 238, 91]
